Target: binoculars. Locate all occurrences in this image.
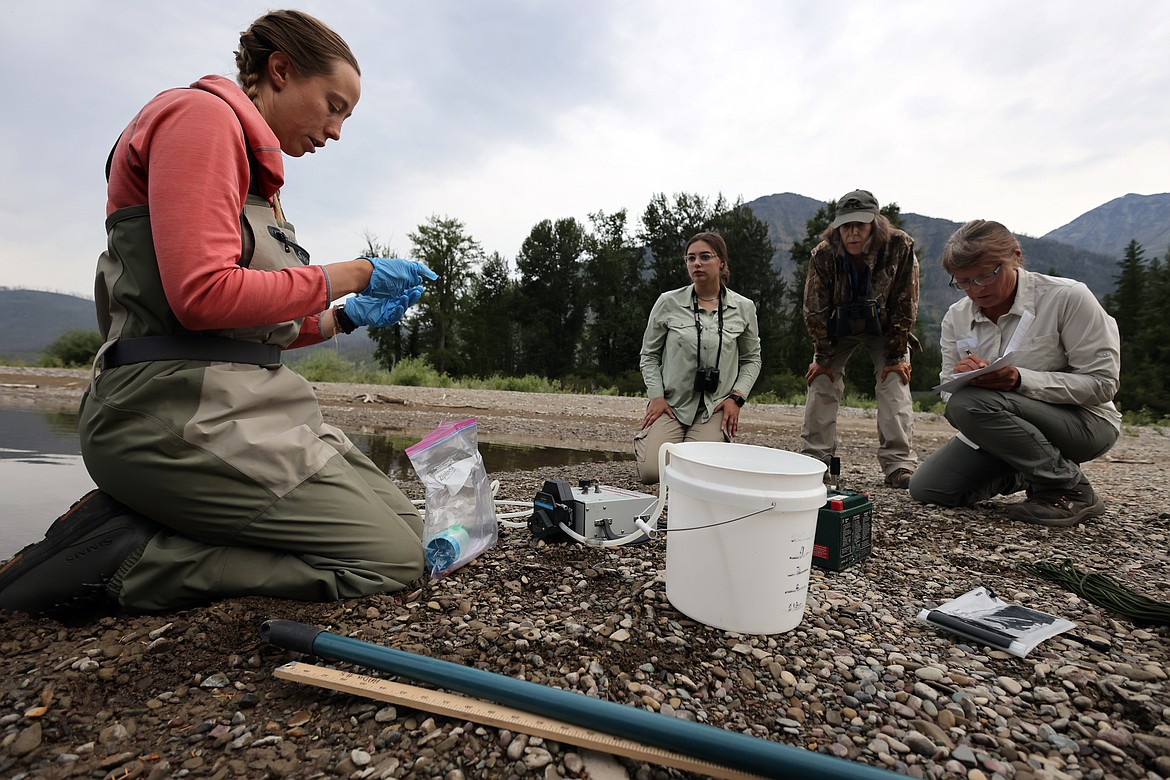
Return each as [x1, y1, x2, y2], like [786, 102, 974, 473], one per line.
[834, 298, 883, 338]
[693, 366, 721, 393]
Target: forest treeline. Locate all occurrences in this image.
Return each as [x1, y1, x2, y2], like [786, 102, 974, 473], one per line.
[365, 193, 946, 404]
[360, 193, 1167, 418]
[1102, 239, 1170, 416]
[34, 193, 1168, 418]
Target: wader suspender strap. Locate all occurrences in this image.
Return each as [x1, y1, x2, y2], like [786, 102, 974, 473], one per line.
[102, 93, 279, 370]
[105, 113, 257, 269]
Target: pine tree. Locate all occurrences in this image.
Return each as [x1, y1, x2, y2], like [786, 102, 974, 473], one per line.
[784, 203, 835, 377]
[408, 215, 482, 374]
[1104, 239, 1146, 343]
[460, 252, 517, 377]
[710, 202, 785, 385]
[361, 234, 411, 369]
[515, 218, 587, 380]
[582, 209, 647, 388]
[1116, 245, 1170, 415]
[639, 193, 727, 294]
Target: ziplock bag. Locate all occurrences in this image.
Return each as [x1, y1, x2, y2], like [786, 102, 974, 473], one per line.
[405, 418, 498, 577]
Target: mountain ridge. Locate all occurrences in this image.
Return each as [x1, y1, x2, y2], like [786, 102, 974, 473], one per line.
[3, 192, 1165, 362]
[1040, 192, 1170, 257]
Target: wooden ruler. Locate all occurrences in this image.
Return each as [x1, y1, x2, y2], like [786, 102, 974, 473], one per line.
[276, 662, 765, 780]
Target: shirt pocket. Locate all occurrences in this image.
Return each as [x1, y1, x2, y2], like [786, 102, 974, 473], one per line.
[722, 320, 747, 339]
[1011, 332, 1064, 371]
[664, 316, 695, 353]
[721, 311, 748, 339]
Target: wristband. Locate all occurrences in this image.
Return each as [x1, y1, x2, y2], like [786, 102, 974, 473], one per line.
[730, 394, 746, 407]
[334, 305, 357, 335]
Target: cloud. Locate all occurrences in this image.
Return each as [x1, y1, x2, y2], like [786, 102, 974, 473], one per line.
[1, 0, 1168, 298]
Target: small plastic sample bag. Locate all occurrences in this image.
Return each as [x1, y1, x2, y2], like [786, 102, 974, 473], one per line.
[405, 418, 498, 577]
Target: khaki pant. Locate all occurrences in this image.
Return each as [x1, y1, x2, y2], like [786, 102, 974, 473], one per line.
[633, 409, 727, 484]
[909, 387, 1118, 507]
[800, 334, 916, 478]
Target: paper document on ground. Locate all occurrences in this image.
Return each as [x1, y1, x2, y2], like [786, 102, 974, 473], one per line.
[917, 586, 1075, 657]
[934, 353, 1015, 392]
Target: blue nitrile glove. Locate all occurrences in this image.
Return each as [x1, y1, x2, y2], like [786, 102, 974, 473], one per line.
[343, 285, 424, 328]
[361, 257, 437, 298]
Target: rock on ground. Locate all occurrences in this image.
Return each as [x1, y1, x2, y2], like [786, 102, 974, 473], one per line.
[2, 367, 1168, 779]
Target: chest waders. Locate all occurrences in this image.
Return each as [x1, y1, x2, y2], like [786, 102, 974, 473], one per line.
[77, 93, 425, 611]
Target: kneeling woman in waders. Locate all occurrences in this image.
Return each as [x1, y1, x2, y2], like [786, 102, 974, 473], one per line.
[0, 11, 436, 616]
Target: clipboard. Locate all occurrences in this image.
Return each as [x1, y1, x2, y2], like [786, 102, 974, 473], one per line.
[933, 353, 1015, 392]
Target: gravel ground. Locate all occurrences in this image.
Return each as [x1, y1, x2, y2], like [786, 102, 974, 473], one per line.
[1, 367, 1168, 780]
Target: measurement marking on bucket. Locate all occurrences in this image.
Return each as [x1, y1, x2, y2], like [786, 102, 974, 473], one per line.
[276, 662, 766, 780]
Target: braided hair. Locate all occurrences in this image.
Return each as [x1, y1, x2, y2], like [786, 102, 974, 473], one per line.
[235, 10, 360, 101]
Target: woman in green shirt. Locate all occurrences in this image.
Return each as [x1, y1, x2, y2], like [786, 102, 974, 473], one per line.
[634, 232, 762, 483]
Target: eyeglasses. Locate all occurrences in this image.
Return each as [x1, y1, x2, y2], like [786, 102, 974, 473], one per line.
[684, 252, 718, 264]
[948, 263, 1002, 290]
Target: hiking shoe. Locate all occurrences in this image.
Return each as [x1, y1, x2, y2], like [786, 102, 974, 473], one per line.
[0, 490, 156, 617]
[1005, 484, 1105, 527]
[884, 468, 914, 489]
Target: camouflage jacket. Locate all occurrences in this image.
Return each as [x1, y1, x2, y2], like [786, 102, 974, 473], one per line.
[803, 229, 920, 366]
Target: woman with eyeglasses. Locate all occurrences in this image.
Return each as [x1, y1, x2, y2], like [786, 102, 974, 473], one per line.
[909, 220, 1121, 527]
[634, 231, 762, 483]
[800, 189, 921, 489]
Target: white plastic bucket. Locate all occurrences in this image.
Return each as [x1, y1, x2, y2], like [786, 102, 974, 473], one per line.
[660, 442, 827, 634]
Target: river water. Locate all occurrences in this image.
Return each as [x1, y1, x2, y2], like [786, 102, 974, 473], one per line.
[0, 406, 632, 560]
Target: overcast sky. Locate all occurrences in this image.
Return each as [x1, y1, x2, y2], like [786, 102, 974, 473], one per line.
[2, 0, 1168, 297]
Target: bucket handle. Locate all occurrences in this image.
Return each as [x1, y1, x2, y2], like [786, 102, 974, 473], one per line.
[665, 501, 777, 532]
[639, 441, 686, 532]
[653, 442, 781, 533]
[640, 442, 674, 532]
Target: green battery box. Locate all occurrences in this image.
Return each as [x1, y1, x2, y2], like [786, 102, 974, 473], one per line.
[812, 489, 872, 571]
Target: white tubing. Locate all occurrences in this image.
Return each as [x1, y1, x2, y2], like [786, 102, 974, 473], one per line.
[412, 497, 534, 529]
[635, 517, 659, 540]
[556, 521, 651, 547]
[636, 442, 673, 531]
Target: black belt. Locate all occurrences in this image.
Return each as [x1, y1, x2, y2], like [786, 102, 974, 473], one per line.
[101, 335, 282, 369]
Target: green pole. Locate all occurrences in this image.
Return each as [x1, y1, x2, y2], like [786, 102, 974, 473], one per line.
[262, 620, 901, 780]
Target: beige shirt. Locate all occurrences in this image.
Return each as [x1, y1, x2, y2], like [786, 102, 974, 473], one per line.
[939, 268, 1121, 429]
